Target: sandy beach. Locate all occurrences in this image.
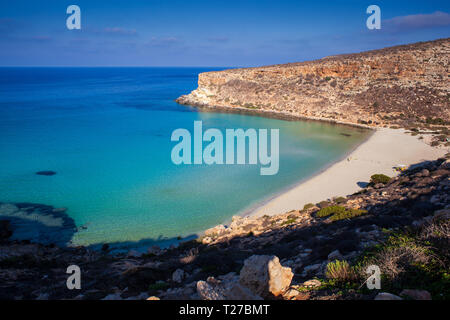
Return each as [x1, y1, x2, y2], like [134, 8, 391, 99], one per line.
[249, 128, 448, 218]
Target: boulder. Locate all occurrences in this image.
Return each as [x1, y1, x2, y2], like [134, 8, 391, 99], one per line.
[172, 269, 186, 283]
[374, 292, 403, 300]
[327, 249, 343, 261]
[196, 281, 226, 300]
[302, 279, 321, 288]
[239, 255, 293, 298]
[400, 289, 432, 300]
[227, 283, 263, 300]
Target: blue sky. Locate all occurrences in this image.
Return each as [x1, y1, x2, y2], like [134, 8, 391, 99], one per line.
[0, 0, 449, 66]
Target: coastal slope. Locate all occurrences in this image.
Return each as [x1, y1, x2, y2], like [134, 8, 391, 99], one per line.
[177, 38, 449, 128]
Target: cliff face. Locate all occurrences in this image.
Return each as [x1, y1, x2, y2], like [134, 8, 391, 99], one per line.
[177, 38, 450, 127]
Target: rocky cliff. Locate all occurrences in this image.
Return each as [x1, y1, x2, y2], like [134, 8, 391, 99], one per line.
[177, 38, 449, 128]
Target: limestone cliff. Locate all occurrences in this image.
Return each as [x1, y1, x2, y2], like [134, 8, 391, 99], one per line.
[177, 38, 449, 127]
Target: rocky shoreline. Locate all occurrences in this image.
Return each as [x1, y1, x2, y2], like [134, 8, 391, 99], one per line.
[1, 156, 449, 300]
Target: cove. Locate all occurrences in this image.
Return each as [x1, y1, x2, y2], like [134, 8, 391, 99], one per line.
[0, 67, 371, 250]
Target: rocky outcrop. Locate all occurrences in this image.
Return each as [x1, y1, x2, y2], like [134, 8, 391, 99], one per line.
[177, 38, 449, 129]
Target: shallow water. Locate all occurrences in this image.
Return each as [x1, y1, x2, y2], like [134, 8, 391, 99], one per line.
[0, 67, 371, 249]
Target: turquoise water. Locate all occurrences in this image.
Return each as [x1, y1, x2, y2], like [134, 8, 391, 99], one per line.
[0, 67, 370, 249]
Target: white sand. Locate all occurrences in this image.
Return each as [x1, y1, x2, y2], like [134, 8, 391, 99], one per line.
[249, 128, 448, 218]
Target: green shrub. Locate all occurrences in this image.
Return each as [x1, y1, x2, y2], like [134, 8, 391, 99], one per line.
[148, 281, 169, 291]
[303, 203, 315, 210]
[334, 197, 346, 204]
[324, 76, 332, 81]
[316, 205, 367, 221]
[329, 208, 367, 221]
[326, 260, 357, 282]
[316, 205, 346, 218]
[370, 174, 391, 185]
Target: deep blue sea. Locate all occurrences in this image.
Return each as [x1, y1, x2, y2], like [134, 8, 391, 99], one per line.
[0, 67, 370, 250]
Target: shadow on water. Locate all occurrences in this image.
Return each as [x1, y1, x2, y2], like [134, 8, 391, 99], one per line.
[0, 202, 77, 248]
[0, 201, 198, 252]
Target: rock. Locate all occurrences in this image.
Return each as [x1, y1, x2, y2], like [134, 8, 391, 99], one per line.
[202, 237, 213, 245]
[127, 250, 142, 258]
[302, 279, 321, 288]
[294, 292, 311, 300]
[204, 224, 226, 237]
[147, 296, 160, 300]
[102, 293, 122, 300]
[282, 288, 300, 300]
[420, 169, 430, 177]
[327, 249, 343, 261]
[196, 281, 226, 300]
[239, 255, 293, 298]
[400, 289, 432, 300]
[35, 171, 57, 176]
[301, 263, 322, 276]
[374, 292, 403, 300]
[147, 245, 161, 255]
[440, 159, 450, 169]
[227, 283, 263, 300]
[433, 209, 450, 222]
[172, 269, 186, 283]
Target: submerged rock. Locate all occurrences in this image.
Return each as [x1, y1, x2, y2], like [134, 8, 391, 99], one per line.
[35, 171, 57, 176]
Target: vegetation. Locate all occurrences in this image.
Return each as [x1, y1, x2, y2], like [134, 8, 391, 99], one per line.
[303, 203, 315, 210]
[316, 205, 367, 221]
[148, 281, 169, 291]
[326, 260, 357, 283]
[370, 174, 391, 185]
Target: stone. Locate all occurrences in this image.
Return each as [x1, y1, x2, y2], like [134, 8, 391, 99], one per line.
[127, 250, 142, 258]
[400, 289, 432, 300]
[227, 283, 263, 300]
[239, 255, 293, 298]
[102, 293, 122, 300]
[147, 245, 161, 255]
[295, 292, 311, 300]
[282, 288, 300, 300]
[301, 263, 322, 276]
[327, 249, 343, 261]
[172, 269, 186, 283]
[302, 279, 321, 288]
[374, 292, 403, 300]
[196, 281, 226, 300]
